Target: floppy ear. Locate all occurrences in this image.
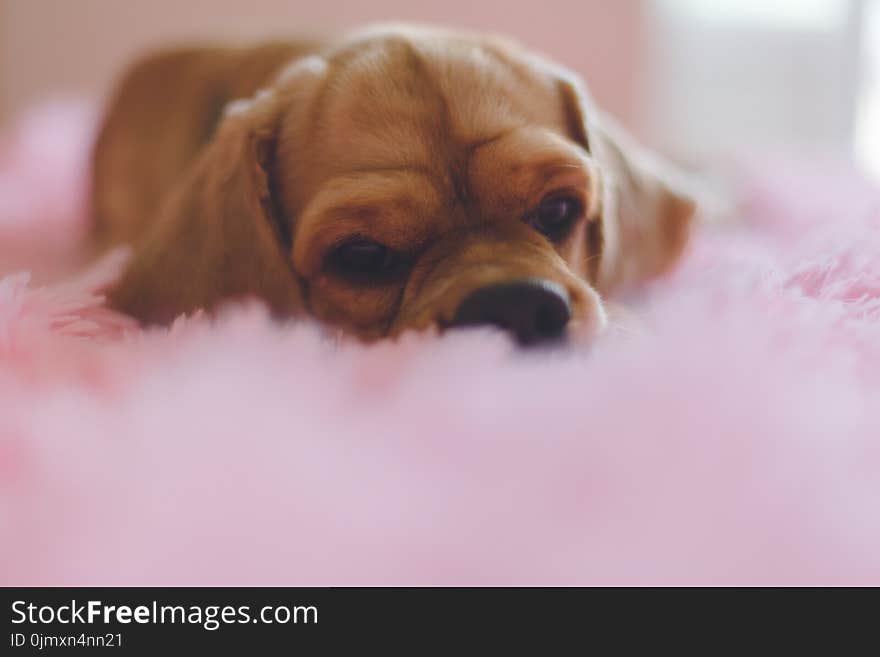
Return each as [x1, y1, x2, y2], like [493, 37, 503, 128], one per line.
[558, 76, 697, 294]
[108, 89, 303, 324]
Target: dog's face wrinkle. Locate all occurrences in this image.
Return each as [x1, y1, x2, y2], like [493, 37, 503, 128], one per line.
[346, 163, 434, 177]
[264, 140, 295, 251]
[381, 279, 410, 338]
[294, 270, 313, 316]
[586, 220, 603, 285]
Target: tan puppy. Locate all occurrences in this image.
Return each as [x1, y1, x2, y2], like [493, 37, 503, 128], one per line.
[92, 25, 695, 345]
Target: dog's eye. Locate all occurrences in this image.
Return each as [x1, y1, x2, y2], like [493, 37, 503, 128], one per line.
[328, 238, 398, 280]
[528, 195, 583, 240]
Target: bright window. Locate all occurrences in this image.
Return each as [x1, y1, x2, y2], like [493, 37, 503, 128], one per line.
[855, 0, 880, 180]
[662, 0, 849, 31]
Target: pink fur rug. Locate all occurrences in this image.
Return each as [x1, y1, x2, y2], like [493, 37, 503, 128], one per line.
[1, 102, 879, 585]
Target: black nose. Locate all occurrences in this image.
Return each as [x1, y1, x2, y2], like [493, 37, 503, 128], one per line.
[451, 279, 572, 345]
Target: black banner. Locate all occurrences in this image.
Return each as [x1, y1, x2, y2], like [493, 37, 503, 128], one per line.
[4, 586, 858, 651]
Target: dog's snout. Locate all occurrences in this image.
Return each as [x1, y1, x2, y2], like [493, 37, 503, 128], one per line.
[451, 279, 572, 346]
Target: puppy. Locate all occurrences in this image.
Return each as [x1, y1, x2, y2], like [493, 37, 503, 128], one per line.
[92, 25, 695, 345]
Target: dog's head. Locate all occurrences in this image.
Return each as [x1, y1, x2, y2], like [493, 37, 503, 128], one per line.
[115, 26, 695, 345]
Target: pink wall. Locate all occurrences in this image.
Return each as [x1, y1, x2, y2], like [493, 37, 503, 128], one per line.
[1, 0, 646, 132]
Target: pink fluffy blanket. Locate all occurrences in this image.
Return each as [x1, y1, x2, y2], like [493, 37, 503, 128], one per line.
[1, 103, 879, 585]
